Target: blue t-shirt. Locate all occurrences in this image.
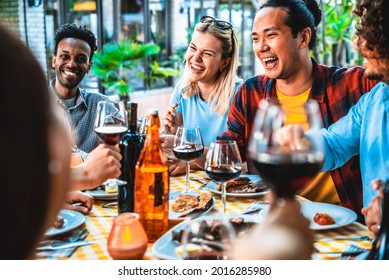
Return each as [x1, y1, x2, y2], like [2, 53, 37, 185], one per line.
[169, 81, 242, 146]
[317, 82, 389, 207]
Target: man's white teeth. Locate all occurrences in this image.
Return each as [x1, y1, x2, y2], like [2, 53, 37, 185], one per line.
[64, 70, 76, 76]
[262, 57, 277, 62]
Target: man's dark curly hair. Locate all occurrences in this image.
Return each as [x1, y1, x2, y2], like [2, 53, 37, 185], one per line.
[258, 0, 322, 49]
[53, 23, 98, 59]
[354, 0, 389, 59]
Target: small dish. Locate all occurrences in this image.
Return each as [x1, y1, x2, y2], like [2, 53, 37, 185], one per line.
[169, 191, 215, 219]
[45, 210, 85, 236]
[205, 174, 269, 198]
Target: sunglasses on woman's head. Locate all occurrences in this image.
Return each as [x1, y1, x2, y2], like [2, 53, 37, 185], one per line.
[200, 16, 233, 31]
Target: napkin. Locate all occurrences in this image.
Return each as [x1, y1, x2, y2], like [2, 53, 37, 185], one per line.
[35, 227, 89, 259]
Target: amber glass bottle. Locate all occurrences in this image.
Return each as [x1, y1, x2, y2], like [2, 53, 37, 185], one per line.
[134, 109, 169, 242]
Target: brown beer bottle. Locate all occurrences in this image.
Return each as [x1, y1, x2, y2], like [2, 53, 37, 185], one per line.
[134, 109, 169, 242]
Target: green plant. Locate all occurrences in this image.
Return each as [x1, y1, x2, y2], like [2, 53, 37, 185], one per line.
[91, 40, 178, 100]
[314, 0, 360, 66]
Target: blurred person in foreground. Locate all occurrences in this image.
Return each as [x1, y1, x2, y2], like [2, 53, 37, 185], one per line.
[235, 196, 313, 260]
[51, 23, 122, 182]
[275, 0, 389, 235]
[162, 16, 242, 175]
[214, 0, 377, 221]
[0, 23, 71, 259]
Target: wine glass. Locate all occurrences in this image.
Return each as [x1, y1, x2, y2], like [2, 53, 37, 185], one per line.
[172, 127, 204, 193]
[95, 100, 128, 186]
[180, 215, 236, 260]
[248, 99, 324, 199]
[138, 115, 148, 140]
[95, 100, 128, 145]
[205, 140, 243, 213]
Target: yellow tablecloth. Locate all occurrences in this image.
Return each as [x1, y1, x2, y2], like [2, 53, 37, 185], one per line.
[51, 171, 374, 260]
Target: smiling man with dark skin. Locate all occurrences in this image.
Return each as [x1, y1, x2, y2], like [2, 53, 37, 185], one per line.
[51, 24, 122, 196]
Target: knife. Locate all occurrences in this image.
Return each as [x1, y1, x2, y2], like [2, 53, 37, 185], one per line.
[36, 240, 96, 251]
[316, 236, 372, 242]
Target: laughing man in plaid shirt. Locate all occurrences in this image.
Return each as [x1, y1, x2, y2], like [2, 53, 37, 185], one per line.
[218, 0, 377, 220]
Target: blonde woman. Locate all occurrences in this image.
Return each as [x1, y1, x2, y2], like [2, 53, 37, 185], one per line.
[163, 16, 242, 175]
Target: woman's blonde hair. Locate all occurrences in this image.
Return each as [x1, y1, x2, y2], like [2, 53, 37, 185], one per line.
[179, 19, 240, 115]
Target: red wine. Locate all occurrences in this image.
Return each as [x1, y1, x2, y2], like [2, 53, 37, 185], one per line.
[95, 126, 127, 145]
[252, 152, 323, 198]
[185, 252, 232, 260]
[173, 144, 204, 161]
[206, 165, 242, 182]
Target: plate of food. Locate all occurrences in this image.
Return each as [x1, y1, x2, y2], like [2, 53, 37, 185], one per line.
[152, 214, 262, 260]
[45, 210, 85, 236]
[260, 202, 357, 230]
[83, 185, 117, 200]
[169, 191, 215, 219]
[205, 175, 269, 197]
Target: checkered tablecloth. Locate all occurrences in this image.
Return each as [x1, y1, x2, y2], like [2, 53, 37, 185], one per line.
[47, 171, 373, 260]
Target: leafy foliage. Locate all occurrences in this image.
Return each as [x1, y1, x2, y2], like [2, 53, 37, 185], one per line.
[91, 40, 178, 97]
[314, 0, 360, 66]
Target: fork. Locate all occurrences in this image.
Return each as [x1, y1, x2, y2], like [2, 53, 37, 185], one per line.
[174, 85, 190, 107]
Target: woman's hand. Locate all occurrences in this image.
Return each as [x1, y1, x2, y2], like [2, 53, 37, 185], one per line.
[162, 104, 182, 134]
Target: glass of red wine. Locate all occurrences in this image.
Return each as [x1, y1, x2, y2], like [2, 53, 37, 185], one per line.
[180, 215, 236, 260]
[205, 140, 243, 213]
[95, 100, 128, 145]
[172, 127, 204, 193]
[95, 100, 128, 186]
[248, 99, 324, 200]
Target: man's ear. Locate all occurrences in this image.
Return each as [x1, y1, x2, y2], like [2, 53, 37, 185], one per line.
[87, 61, 93, 73]
[51, 54, 56, 68]
[300, 27, 312, 49]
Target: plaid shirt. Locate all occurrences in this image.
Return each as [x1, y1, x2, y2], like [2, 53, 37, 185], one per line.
[53, 86, 118, 155]
[220, 59, 377, 219]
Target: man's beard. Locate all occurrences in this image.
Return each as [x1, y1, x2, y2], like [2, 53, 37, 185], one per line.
[365, 72, 384, 81]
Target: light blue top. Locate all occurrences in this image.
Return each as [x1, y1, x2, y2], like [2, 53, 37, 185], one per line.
[169, 80, 242, 146]
[318, 82, 389, 207]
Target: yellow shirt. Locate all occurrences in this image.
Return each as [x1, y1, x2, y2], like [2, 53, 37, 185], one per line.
[276, 87, 341, 204]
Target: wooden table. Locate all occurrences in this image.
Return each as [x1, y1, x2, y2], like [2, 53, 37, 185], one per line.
[49, 171, 374, 260]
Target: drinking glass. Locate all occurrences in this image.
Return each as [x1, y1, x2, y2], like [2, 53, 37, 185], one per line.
[95, 100, 128, 186]
[172, 127, 204, 193]
[95, 100, 127, 145]
[180, 215, 236, 260]
[248, 99, 324, 199]
[138, 115, 148, 140]
[205, 140, 243, 213]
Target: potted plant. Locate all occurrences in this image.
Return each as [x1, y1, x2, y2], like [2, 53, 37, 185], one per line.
[91, 39, 179, 103]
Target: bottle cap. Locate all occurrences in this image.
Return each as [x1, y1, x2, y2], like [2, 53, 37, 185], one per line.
[127, 102, 137, 108]
[147, 108, 159, 115]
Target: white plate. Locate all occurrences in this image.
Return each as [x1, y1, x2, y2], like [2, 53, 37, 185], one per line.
[205, 174, 269, 198]
[152, 213, 262, 260]
[260, 202, 357, 230]
[83, 188, 117, 200]
[45, 210, 85, 236]
[168, 191, 215, 219]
